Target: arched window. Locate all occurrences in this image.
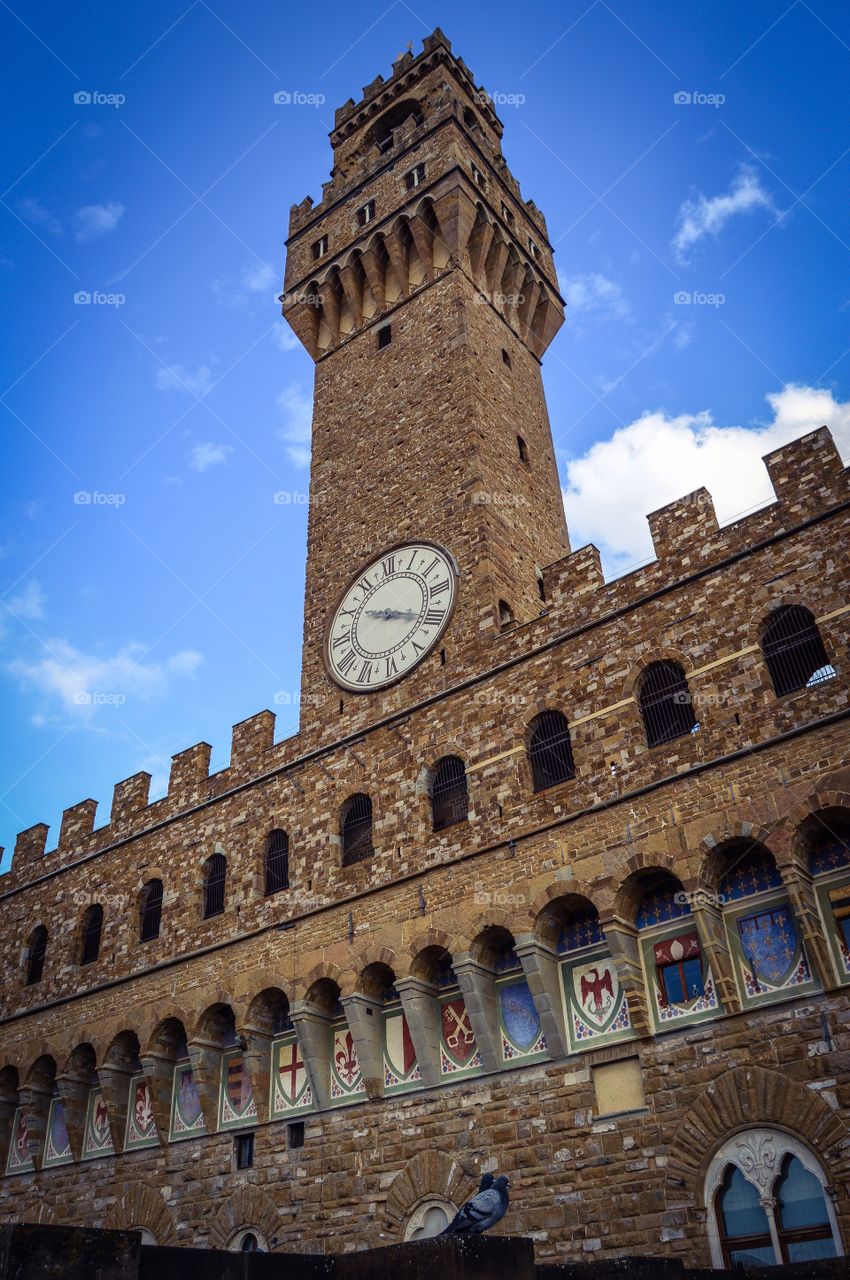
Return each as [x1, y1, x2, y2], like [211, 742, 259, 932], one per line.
[528, 710, 575, 792]
[80, 905, 103, 965]
[264, 829, 290, 895]
[203, 853, 227, 918]
[431, 756, 469, 831]
[404, 1198, 455, 1240]
[140, 879, 163, 943]
[25, 925, 48, 985]
[240, 1233, 259, 1253]
[715, 1165, 775, 1267]
[761, 605, 834, 696]
[341, 794, 373, 866]
[707, 1131, 840, 1267]
[638, 660, 697, 747]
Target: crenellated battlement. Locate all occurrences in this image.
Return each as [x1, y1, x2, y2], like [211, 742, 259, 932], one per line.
[287, 28, 547, 241]
[3, 428, 846, 897]
[1, 710, 288, 893]
[542, 426, 848, 609]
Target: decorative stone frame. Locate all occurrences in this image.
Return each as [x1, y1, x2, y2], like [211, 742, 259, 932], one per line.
[228, 1227, 269, 1252]
[403, 1195, 457, 1240]
[704, 1128, 844, 1268]
[383, 1149, 478, 1241]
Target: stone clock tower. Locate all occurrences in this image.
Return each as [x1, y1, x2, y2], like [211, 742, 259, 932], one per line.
[283, 29, 570, 740]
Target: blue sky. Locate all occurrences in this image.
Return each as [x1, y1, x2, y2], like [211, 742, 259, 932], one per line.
[1, 0, 849, 869]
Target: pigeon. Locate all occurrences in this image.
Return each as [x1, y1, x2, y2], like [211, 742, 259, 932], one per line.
[441, 1174, 510, 1235]
[441, 1173, 495, 1233]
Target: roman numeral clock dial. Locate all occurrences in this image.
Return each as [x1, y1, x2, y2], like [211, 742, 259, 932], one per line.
[324, 542, 458, 692]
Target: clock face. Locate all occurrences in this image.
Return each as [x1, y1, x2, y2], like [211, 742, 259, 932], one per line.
[325, 542, 458, 692]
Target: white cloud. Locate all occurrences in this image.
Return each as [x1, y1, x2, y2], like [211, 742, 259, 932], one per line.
[277, 384, 313, 467]
[74, 201, 125, 243]
[560, 272, 632, 325]
[562, 384, 850, 577]
[8, 639, 203, 715]
[212, 260, 278, 310]
[189, 442, 233, 472]
[243, 262, 276, 292]
[17, 197, 62, 236]
[155, 362, 215, 396]
[272, 322, 300, 352]
[672, 165, 779, 263]
[5, 581, 46, 622]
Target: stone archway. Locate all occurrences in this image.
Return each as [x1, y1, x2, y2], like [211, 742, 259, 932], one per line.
[104, 1181, 178, 1245]
[208, 1184, 282, 1252]
[666, 1064, 850, 1199]
[383, 1149, 480, 1239]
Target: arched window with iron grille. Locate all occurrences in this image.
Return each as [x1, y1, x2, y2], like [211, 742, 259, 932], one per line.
[431, 756, 469, 831]
[264, 829, 290, 895]
[341, 794, 373, 866]
[528, 710, 575, 792]
[25, 925, 48, 985]
[203, 852, 227, 918]
[140, 879, 163, 942]
[638, 661, 697, 747]
[80, 904, 103, 965]
[761, 605, 834, 696]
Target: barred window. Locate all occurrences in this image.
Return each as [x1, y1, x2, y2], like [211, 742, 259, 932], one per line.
[341, 794, 373, 865]
[25, 925, 48, 985]
[264, 829, 290, 895]
[528, 710, 575, 792]
[80, 904, 103, 965]
[140, 879, 163, 942]
[431, 756, 469, 831]
[638, 661, 697, 747]
[203, 852, 227, 918]
[761, 605, 834, 697]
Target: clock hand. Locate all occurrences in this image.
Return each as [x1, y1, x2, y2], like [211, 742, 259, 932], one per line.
[365, 608, 417, 621]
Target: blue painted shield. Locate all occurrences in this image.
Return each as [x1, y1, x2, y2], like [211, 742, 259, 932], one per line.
[50, 1104, 69, 1155]
[499, 980, 540, 1050]
[737, 906, 798, 986]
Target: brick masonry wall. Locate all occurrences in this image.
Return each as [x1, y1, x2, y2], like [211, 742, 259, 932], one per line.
[1, 27, 849, 1273]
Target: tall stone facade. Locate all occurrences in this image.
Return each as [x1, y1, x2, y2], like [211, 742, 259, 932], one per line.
[1, 28, 849, 1271]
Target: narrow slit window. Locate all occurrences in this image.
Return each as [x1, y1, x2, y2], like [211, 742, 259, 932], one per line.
[357, 200, 376, 227]
[80, 904, 103, 965]
[404, 163, 426, 190]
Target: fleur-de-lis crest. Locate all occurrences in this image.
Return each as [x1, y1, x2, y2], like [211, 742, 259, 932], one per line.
[735, 1131, 778, 1194]
[335, 1031, 359, 1086]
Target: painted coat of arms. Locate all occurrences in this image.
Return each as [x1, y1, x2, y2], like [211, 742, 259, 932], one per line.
[82, 1088, 114, 1159]
[383, 1009, 420, 1089]
[439, 996, 482, 1074]
[125, 1076, 158, 1149]
[219, 1053, 257, 1128]
[6, 1108, 33, 1174]
[273, 1038, 312, 1114]
[562, 952, 632, 1049]
[573, 959, 619, 1027]
[737, 906, 808, 991]
[330, 1026, 364, 1100]
[43, 1098, 72, 1166]
[498, 979, 546, 1061]
[171, 1062, 205, 1138]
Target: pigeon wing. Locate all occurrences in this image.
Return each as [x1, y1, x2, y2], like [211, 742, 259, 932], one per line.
[464, 1188, 501, 1221]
